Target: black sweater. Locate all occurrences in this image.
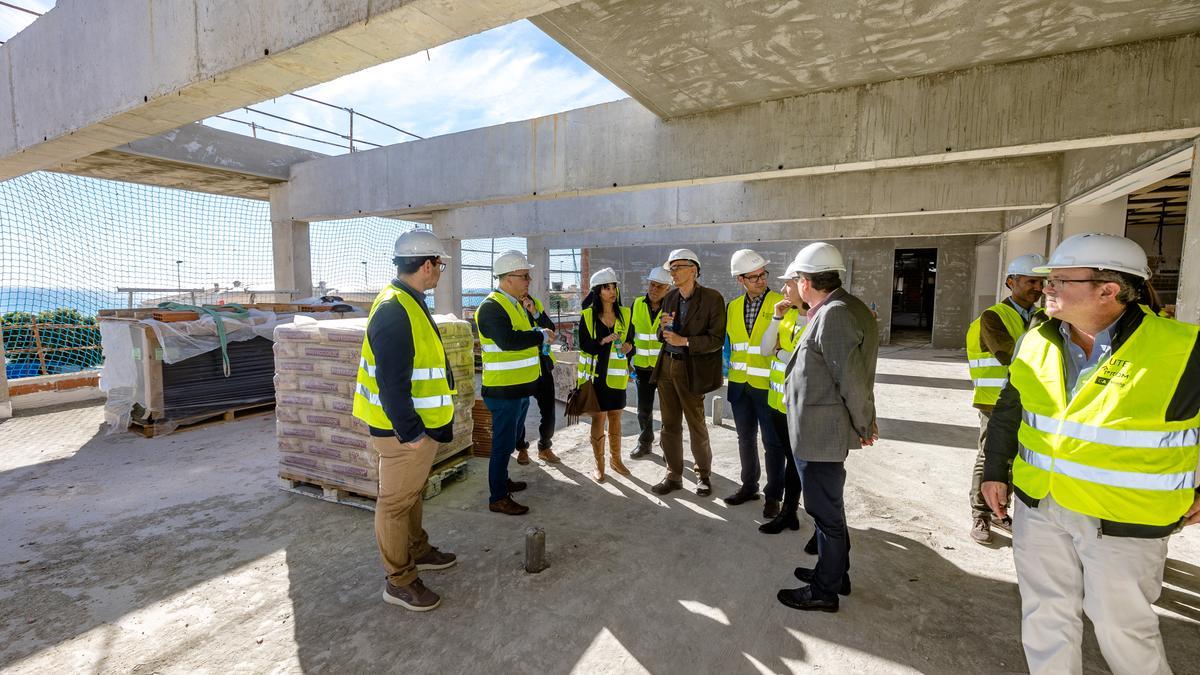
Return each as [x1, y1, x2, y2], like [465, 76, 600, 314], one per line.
[366, 280, 455, 443]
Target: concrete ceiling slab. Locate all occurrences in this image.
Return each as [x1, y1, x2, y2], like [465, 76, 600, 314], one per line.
[532, 0, 1200, 118]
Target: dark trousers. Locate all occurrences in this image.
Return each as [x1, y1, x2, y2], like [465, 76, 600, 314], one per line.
[634, 367, 657, 450]
[801, 461, 850, 599]
[484, 396, 530, 504]
[728, 383, 785, 493]
[517, 370, 556, 449]
[770, 410, 802, 512]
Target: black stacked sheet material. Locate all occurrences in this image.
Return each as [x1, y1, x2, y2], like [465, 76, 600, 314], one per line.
[160, 336, 277, 420]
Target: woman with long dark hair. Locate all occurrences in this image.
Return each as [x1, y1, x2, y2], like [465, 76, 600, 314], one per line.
[578, 267, 634, 482]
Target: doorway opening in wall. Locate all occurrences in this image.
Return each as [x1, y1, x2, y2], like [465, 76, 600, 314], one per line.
[1123, 170, 1189, 317]
[891, 248, 937, 346]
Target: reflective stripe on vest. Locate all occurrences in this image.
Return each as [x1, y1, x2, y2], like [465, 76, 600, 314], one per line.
[1009, 314, 1200, 527]
[768, 308, 805, 414]
[578, 306, 633, 390]
[476, 292, 542, 387]
[353, 285, 456, 430]
[727, 290, 783, 390]
[965, 301, 1028, 406]
[631, 296, 663, 370]
[1018, 445, 1195, 492]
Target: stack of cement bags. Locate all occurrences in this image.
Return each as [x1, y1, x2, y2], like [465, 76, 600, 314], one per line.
[273, 315, 474, 498]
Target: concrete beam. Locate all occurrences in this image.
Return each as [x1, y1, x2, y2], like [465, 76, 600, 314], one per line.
[434, 157, 1058, 239]
[537, 213, 1002, 249]
[284, 35, 1200, 221]
[0, 0, 579, 180]
[52, 124, 325, 199]
[433, 237, 463, 317]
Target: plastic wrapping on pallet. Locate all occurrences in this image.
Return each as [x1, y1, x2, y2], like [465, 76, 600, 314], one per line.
[272, 314, 475, 499]
[98, 306, 365, 435]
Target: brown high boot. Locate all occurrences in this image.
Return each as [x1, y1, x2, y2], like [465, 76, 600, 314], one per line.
[591, 432, 606, 482]
[608, 413, 631, 476]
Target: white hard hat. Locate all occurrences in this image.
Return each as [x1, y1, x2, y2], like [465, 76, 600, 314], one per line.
[778, 257, 804, 280]
[730, 249, 770, 277]
[1006, 253, 1048, 277]
[663, 248, 700, 270]
[393, 229, 452, 259]
[645, 267, 673, 285]
[589, 267, 619, 288]
[493, 250, 532, 277]
[1035, 233, 1150, 279]
[788, 242, 846, 274]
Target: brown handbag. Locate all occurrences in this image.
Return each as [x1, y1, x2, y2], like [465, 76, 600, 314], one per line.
[564, 379, 601, 425]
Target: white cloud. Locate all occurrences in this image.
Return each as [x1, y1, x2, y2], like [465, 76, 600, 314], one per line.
[0, 0, 55, 43]
[203, 20, 627, 154]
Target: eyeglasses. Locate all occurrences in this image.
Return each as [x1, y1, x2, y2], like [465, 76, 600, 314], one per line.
[506, 273, 532, 281]
[436, 262, 447, 272]
[668, 264, 695, 273]
[741, 271, 768, 282]
[1044, 277, 1102, 289]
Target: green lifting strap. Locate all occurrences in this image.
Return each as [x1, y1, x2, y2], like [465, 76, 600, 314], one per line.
[156, 302, 251, 377]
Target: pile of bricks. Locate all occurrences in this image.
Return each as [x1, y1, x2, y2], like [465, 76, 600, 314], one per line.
[273, 315, 474, 497]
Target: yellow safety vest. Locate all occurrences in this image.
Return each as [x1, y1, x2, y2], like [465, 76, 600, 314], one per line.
[727, 290, 783, 390]
[477, 291, 542, 388]
[1010, 314, 1200, 527]
[768, 308, 806, 414]
[578, 306, 633, 390]
[353, 286, 455, 430]
[631, 296, 663, 370]
[965, 301, 1028, 406]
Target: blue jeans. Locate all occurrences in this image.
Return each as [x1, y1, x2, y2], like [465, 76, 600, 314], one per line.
[728, 382, 785, 494]
[484, 396, 530, 504]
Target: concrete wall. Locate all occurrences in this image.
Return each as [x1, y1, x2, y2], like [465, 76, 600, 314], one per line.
[588, 235, 978, 348]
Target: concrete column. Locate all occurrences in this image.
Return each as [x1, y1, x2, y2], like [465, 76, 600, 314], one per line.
[973, 238, 1001, 316]
[0, 327, 11, 421]
[269, 187, 312, 300]
[1048, 205, 1065, 252]
[527, 238, 550, 303]
[1062, 196, 1129, 239]
[1176, 140, 1200, 324]
[434, 237, 463, 317]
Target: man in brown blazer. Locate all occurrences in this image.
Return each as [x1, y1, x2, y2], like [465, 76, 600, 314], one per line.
[650, 248, 727, 496]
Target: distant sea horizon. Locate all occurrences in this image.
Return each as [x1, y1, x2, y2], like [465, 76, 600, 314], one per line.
[1, 287, 135, 317]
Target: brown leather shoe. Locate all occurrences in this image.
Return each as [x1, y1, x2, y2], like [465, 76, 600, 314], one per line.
[537, 448, 561, 463]
[516, 449, 531, 465]
[506, 478, 527, 492]
[489, 495, 529, 515]
[382, 578, 441, 611]
[415, 547, 457, 571]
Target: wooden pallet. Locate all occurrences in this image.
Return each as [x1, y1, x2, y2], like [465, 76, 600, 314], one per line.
[131, 401, 276, 438]
[278, 450, 472, 511]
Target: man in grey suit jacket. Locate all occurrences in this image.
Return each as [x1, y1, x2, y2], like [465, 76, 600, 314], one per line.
[777, 242, 879, 613]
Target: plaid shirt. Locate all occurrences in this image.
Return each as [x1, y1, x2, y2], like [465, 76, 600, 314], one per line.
[744, 292, 765, 335]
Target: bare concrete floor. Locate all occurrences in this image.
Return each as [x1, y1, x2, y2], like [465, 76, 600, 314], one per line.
[1, 347, 1197, 674]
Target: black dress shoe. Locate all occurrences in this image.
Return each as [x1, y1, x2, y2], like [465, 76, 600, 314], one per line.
[758, 512, 800, 534]
[651, 478, 683, 495]
[793, 566, 851, 596]
[695, 478, 713, 497]
[724, 488, 760, 505]
[804, 532, 819, 555]
[763, 499, 782, 519]
[630, 445, 651, 459]
[777, 585, 839, 613]
[506, 479, 527, 492]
